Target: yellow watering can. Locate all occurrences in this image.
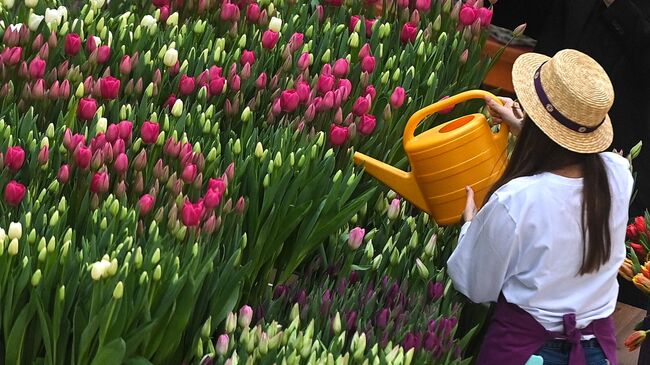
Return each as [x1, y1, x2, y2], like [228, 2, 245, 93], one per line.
[354, 90, 509, 225]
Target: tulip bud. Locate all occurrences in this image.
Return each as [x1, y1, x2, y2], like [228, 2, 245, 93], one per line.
[416, 258, 430, 279]
[8, 222, 22, 240]
[512, 23, 527, 38]
[225, 312, 237, 334]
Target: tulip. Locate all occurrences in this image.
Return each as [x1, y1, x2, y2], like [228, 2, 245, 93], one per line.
[182, 164, 198, 184]
[631, 243, 647, 260]
[459, 5, 477, 26]
[114, 153, 128, 174]
[428, 281, 444, 300]
[240, 50, 255, 66]
[329, 124, 348, 146]
[317, 74, 335, 94]
[627, 224, 639, 240]
[400, 23, 418, 43]
[348, 227, 365, 250]
[152, 0, 169, 7]
[5, 146, 25, 172]
[181, 201, 203, 227]
[289, 32, 304, 52]
[4, 47, 22, 66]
[333, 58, 349, 78]
[477, 7, 493, 27]
[216, 335, 229, 356]
[37, 146, 49, 165]
[64, 33, 82, 56]
[28, 57, 46, 79]
[352, 97, 370, 116]
[625, 330, 649, 352]
[416, 0, 431, 11]
[100, 76, 120, 99]
[8, 222, 21, 240]
[204, 188, 222, 210]
[635, 216, 647, 236]
[220, 2, 240, 21]
[358, 114, 376, 135]
[97, 45, 111, 64]
[261, 31, 280, 53]
[77, 98, 97, 121]
[390, 87, 406, 109]
[90, 172, 109, 194]
[235, 197, 246, 215]
[178, 74, 195, 95]
[74, 146, 92, 170]
[634, 273, 650, 294]
[437, 96, 455, 114]
[4, 180, 26, 207]
[246, 3, 260, 23]
[387, 199, 400, 219]
[361, 56, 376, 73]
[238, 305, 253, 328]
[138, 194, 155, 216]
[513, 23, 527, 38]
[280, 90, 300, 113]
[57, 164, 71, 183]
[141, 121, 160, 145]
[163, 48, 178, 68]
[297, 52, 311, 71]
[117, 120, 133, 141]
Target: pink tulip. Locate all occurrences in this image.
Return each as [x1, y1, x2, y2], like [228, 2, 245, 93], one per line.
[163, 94, 177, 109]
[141, 121, 160, 144]
[204, 188, 222, 209]
[64, 33, 81, 56]
[138, 194, 155, 216]
[4, 47, 22, 66]
[209, 178, 227, 193]
[28, 57, 46, 79]
[255, 73, 267, 89]
[329, 124, 349, 146]
[262, 30, 280, 49]
[246, 3, 261, 23]
[182, 163, 198, 183]
[230, 75, 241, 92]
[60, 80, 71, 99]
[100, 76, 120, 100]
[114, 153, 128, 174]
[297, 52, 311, 71]
[225, 162, 235, 182]
[337, 79, 352, 100]
[390, 87, 406, 109]
[459, 5, 477, 26]
[77, 98, 97, 121]
[352, 96, 370, 116]
[238, 305, 253, 327]
[119, 55, 132, 75]
[152, 0, 170, 7]
[397, 0, 409, 7]
[296, 81, 310, 103]
[348, 227, 365, 250]
[57, 164, 71, 183]
[438, 95, 455, 114]
[477, 7, 493, 27]
[164, 138, 181, 157]
[318, 74, 335, 94]
[209, 76, 226, 95]
[289, 32, 304, 52]
[159, 5, 170, 22]
[361, 56, 376, 73]
[350, 15, 361, 32]
[240, 50, 255, 65]
[49, 81, 61, 99]
[333, 58, 349, 78]
[416, 0, 431, 12]
[365, 19, 376, 37]
[97, 45, 111, 64]
[280, 90, 300, 113]
[5, 146, 25, 172]
[364, 85, 376, 100]
[359, 114, 377, 135]
[220, 2, 240, 21]
[181, 201, 203, 227]
[106, 124, 119, 143]
[4, 180, 26, 207]
[90, 172, 110, 194]
[235, 197, 246, 215]
[113, 139, 126, 156]
[179, 74, 195, 95]
[400, 23, 418, 43]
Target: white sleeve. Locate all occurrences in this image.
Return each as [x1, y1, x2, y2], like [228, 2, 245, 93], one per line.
[446, 196, 519, 303]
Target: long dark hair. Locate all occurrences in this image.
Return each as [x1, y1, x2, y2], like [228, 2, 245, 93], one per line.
[485, 117, 612, 274]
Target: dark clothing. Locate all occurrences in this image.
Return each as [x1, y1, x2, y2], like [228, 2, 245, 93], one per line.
[476, 295, 617, 365]
[492, 0, 650, 217]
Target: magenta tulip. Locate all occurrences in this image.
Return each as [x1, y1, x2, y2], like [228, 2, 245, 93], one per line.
[329, 124, 349, 146]
[5, 146, 25, 172]
[90, 172, 109, 194]
[77, 98, 97, 120]
[138, 194, 155, 216]
[390, 87, 406, 109]
[64, 33, 82, 56]
[400, 23, 418, 43]
[141, 121, 160, 144]
[4, 180, 26, 207]
[262, 30, 280, 49]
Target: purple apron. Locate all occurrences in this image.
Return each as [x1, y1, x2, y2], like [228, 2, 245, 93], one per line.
[476, 295, 618, 365]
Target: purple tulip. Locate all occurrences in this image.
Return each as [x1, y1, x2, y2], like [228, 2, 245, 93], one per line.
[273, 285, 288, 300]
[427, 281, 444, 301]
[376, 308, 389, 329]
[345, 311, 357, 332]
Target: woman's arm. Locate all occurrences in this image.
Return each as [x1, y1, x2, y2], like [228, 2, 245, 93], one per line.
[447, 196, 519, 304]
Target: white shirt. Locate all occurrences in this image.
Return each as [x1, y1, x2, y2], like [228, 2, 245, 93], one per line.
[447, 152, 634, 332]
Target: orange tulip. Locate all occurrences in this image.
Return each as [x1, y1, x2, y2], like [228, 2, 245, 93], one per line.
[642, 261, 650, 279]
[625, 330, 648, 352]
[620, 258, 635, 281]
[633, 273, 650, 294]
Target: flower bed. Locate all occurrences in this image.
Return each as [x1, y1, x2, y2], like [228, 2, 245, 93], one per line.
[0, 0, 512, 363]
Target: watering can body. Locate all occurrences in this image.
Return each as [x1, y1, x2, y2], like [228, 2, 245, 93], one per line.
[354, 90, 509, 226]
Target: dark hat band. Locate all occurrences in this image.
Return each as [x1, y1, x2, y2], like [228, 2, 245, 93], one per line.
[534, 63, 605, 134]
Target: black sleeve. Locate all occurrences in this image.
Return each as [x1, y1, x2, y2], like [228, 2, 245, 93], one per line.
[491, 0, 555, 39]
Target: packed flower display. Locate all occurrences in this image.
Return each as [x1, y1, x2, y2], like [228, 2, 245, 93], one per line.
[0, 0, 513, 363]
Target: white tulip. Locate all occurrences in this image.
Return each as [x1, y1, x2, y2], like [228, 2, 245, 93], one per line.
[92, 35, 101, 46]
[0, 228, 6, 243]
[269, 17, 282, 33]
[90, 0, 105, 9]
[163, 48, 178, 67]
[96, 118, 107, 134]
[2, 0, 15, 9]
[7, 239, 18, 256]
[140, 15, 156, 28]
[8, 222, 22, 240]
[90, 259, 111, 281]
[28, 13, 44, 31]
[57, 6, 68, 21]
[44, 8, 62, 25]
[25, 0, 37, 8]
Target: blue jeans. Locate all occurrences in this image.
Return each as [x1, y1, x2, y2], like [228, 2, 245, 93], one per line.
[534, 339, 608, 365]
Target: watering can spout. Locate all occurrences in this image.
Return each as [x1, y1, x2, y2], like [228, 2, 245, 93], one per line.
[353, 152, 428, 213]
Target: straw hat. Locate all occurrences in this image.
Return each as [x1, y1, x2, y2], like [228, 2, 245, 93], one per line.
[511, 49, 614, 153]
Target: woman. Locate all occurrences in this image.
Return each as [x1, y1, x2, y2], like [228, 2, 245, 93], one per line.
[447, 49, 634, 365]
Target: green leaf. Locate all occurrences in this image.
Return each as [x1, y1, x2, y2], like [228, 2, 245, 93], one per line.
[90, 337, 126, 365]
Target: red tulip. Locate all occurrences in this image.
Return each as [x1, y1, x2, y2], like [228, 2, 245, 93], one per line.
[74, 146, 92, 169]
[100, 76, 120, 100]
[77, 98, 97, 120]
[400, 23, 418, 43]
[90, 172, 110, 194]
[390, 87, 406, 109]
[28, 57, 46, 79]
[459, 5, 477, 26]
[246, 3, 261, 22]
[141, 121, 160, 144]
[333, 58, 349, 78]
[262, 30, 280, 49]
[240, 50, 255, 65]
[114, 153, 128, 174]
[329, 124, 349, 146]
[281, 90, 300, 113]
[361, 56, 376, 73]
[318, 74, 335, 94]
[57, 164, 71, 183]
[64, 33, 82, 56]
[181, 201, 203, 227]
[5, 146, 25, 172]
[352, 96, 370, 116]
[628, 224, 640, 240]
[359, 114, 377, 135]
[91, 46, 108, 65]
[179, 74, 195, 95]
[4, 180, 26, 207]
[635, 216, 648, 237]
[209, 76, 226, 95]
[138, 194, 155, 216]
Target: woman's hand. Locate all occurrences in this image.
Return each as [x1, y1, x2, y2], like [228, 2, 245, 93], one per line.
[485, 97, 524, 137]
[463, 186, 477, 223]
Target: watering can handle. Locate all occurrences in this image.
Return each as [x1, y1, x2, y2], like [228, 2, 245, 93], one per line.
[403, 90, 506, 144]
